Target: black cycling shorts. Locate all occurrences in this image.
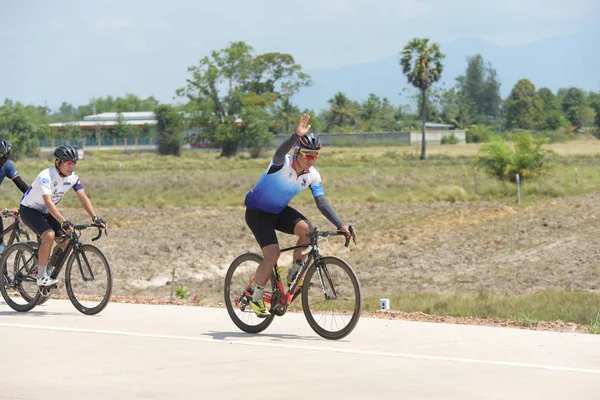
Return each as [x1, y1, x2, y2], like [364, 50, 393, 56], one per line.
[245, 206, 309, 249]
[19, 205, 65, 237]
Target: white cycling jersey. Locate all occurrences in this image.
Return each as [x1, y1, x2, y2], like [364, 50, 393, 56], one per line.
[20, 167, 84, 214]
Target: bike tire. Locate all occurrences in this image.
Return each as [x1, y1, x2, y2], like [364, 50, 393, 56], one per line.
[15, 230, 31, 243]
[224, 252, 275, 334]
[17, 240, 49, 305]
[65, 244, 113, 315]
[0, 242, 41, 312]
[301, 256, 362, 340]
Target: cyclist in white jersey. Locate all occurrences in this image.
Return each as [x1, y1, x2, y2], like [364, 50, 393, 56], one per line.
[244, 114, 354, 317]
[20, 146, 106, 287]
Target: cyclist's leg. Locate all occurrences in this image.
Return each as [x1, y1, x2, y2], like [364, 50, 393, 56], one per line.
[275, 207, 311, 285]
[245, 208, 280, 316]
[274, 207, 311, 264]
[19, 206, 58, 286]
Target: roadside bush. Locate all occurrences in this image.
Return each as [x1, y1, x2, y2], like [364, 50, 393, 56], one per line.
[466, 125, 494, 143]
[441, 134, 459, 145]
[477, 132, 555, 182]
[174, 285, 190, 300]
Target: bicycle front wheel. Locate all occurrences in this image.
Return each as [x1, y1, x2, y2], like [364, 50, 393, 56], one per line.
[224, 252, 275, 334]
[0, 242, 41, 312]
[301, 256, 362, 340]
[65, 244, 113, 315]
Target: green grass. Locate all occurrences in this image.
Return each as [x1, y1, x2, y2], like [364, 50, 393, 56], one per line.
[363, 290, 600, 327]
[5, 142, 600, 328]
[3, 143, 600, 210]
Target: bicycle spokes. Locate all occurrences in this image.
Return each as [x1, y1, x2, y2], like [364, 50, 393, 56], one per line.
[301, 257, 362, 340]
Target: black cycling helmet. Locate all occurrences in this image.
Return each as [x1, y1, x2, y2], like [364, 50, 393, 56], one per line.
[297, 132, 322, 151]
[0, 138, 12, 155]
[54, 145, 79, 162]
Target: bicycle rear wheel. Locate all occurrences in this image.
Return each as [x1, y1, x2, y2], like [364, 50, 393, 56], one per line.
[19, 240, 49, 305]
[301, 256, 362, 340]
[224, 252, 275, 334]
[65, 244, 113, 315]
[0, 242, 41, 312]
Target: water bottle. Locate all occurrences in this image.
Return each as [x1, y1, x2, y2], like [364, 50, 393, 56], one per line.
[287, 259, 303, 287]
[49, 248, 64, 271]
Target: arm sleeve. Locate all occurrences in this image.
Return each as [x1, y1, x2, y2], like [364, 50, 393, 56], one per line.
[12, 176, 29, 193]
[314, 195, 344, 229]
[272, 134, 297, 165]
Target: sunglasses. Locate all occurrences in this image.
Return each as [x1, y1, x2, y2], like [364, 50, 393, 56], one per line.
[300, 151, 318, 161]
[0, 152, 9, 158]
[63, 160, 77, 167]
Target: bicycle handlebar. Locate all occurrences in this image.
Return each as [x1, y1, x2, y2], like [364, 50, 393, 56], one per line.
[0, 208, 19, 218]
[305, 225, 357, 250]
[70, 222, 108, 242]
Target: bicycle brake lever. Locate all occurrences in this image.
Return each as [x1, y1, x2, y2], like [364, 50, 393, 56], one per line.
[301, 245, 313, 255]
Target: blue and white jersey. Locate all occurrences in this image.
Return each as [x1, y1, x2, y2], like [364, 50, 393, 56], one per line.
[21, 167, 84, 213]
[245, 154, 324, 214]
[0, 161, 19, 185]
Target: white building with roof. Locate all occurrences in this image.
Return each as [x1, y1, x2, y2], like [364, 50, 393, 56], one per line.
[48, 111, 158, 131]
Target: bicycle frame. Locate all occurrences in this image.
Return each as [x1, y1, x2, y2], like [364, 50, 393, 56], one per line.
[1, 210, 27, 246]
[248, 227, 356, 311]
[46, 224, 105, 283]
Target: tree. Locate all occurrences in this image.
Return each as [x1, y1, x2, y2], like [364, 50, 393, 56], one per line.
[154, 105, 184, 156]
[438, 88, 472, 129]
[177, 41, 310, 156]
[560, 87, 587, 126]
[455, 54, 501, 124]
[504, 79, 543, 130]
[272, 96, 300, 134]
[0, 100, 42, 158]
[537, 88, 568, 130]
[588, 91, 600, 128]
[238, 106, 273, 158]
[400, 38, 445, 160]
[323, 92, 359, 132]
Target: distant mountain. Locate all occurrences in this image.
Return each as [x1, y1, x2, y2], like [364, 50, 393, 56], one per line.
[293, 29, 600, 113]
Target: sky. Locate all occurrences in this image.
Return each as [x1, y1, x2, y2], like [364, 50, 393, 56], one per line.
[1, 0, 599, 111]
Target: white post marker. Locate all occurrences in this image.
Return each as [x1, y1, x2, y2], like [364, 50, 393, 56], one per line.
[380, 298, 390, 310]
[372, 170, 376, 186]
[516, 173, 521, 204]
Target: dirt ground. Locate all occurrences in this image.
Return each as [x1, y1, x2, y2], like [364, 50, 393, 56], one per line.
[50, 191, 600, 333]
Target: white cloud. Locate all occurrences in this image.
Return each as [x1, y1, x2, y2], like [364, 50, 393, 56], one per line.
[94, 15, 133, 29]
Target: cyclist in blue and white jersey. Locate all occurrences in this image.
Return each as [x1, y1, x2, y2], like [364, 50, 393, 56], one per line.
[244, 113, 354, 317]
[0, 138, 31, 252]
[20, 146, 106, 287]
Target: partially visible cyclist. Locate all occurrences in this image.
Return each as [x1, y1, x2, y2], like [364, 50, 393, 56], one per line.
[19, 145, 106, 287]
[0, 137, 31, 253]
[244, 113, 355, 317]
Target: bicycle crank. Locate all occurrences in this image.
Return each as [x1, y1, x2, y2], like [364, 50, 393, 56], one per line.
[270, 291, 288, 316]
[38, 285, 56, 296]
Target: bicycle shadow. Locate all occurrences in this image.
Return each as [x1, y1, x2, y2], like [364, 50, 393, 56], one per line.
[0, 309, 71, 317]
[202, 330, 326, 342]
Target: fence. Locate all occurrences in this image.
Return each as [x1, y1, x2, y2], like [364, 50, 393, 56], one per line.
[39, 137, 158, 149]
[39, 130, 466, 151]
[273, 130, 466, 147]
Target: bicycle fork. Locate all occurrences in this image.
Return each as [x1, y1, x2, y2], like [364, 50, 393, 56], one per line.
[314, 262, 338, 300]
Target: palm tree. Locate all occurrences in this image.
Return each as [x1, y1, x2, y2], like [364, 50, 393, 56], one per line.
[327, 92, 357, 129]
[400, 38, 445, 160]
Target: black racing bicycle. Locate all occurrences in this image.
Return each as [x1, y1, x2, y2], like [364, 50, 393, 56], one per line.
[224, 226, 361, 340]
[0, 222, 113, 315]
[0, 208, 31, 246]
[1, 209, 32, 294]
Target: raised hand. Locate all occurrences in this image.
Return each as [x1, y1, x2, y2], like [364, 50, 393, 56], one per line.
[296, 113, 311, 137]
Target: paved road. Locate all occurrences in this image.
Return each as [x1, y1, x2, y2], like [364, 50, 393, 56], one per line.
[1, 299, 599, 399]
